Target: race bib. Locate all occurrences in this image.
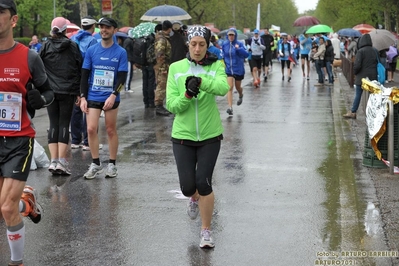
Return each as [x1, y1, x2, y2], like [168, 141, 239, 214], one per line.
[93, 69, 114, 89]
[0, 92, 22, 131]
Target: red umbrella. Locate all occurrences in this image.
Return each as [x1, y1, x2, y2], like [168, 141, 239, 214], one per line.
[206, 26, 220, 34]
[293, 16, 320, 27]
[353, 24, 375, 34]
[119, 26, 133, 34]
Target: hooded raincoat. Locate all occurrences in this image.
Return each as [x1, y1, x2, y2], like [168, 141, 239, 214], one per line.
[221, 28, 249, 76]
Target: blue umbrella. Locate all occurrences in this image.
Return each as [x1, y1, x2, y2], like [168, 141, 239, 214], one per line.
[337, 28, 362, 38]
[115, 31, 128, 39]
[140, 5, 191, 22]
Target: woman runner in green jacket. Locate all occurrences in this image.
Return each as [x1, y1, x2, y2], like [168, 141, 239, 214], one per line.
[166, 26, 229, 248]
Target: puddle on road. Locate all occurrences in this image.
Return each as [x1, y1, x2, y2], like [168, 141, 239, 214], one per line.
[317, 131, 389, 265]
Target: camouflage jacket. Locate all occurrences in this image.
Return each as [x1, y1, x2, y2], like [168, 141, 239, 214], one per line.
[154, 31, 172, 73]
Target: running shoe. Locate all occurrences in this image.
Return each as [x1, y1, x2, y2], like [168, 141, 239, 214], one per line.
[105, 163, 118, 178]
[82, 144, 103, 151]
[71, 143, 82, 149]
[237, 95, 243, 106]
[187, 198, 199, 220]
[82, 145, 90, 151]
[8, 262, 24, 266]
[199, 228, 215, 248]
[226, 108, 233, 116]
[21, 185, 42, 224]
[48, 160, 57, 174]
[55, 161, 71, 175]
[84, 163, 103, 180]
[288, 77, 291, 82]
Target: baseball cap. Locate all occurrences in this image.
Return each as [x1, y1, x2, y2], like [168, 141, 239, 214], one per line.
[97, 17, 118, 28]
[254, 29, 259, 34]
[227, 30, 235, 35]
[81, 15, 96, 26]
[0, 0, 17, 13]
[51, 17, 68, 33]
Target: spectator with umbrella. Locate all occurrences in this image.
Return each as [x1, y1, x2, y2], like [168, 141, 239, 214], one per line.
[343, 34, 378, 119]
[170, 21, 188, 64]
[128, 22, 157, 108]
[312, 37, 326, 86]
[387, 45, 398, 82]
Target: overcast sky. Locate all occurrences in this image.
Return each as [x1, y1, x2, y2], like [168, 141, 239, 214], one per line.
[295, 0, 318, 13]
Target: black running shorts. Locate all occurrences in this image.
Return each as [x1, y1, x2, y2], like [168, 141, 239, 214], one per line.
[87, 100, 120, 110]
[0, 136, 34, 181]
[262, 51, 272, 67]
[227, 74, 244, 81]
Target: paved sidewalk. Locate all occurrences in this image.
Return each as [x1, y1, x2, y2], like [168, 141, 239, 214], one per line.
[337, 70, 399, 265]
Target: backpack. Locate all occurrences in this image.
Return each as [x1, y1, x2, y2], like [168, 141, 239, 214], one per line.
[132, 33, 156, 66]
[375, 49, 386, 85]
[146, 37, 156, 65]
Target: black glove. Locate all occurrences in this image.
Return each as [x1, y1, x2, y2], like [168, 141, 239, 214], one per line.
[185, 76, 201, 98]
[254, 40, 259, 45]
[27, 88, 45, 109]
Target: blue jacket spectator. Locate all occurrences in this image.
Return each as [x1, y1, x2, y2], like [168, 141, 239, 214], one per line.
[70, 29, 98, 59]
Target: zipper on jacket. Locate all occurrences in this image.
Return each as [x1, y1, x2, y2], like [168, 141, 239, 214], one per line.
[195, 98, 200, 140]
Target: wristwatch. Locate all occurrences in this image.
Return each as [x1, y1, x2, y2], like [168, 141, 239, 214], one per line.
[80, 93, 85, 98]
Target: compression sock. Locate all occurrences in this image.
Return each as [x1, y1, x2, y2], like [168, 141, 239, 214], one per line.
[7, 221, 25, 265]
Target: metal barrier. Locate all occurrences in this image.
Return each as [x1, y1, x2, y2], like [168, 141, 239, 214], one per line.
[388, 100, 394, 174]
[341, 53, 354, 87]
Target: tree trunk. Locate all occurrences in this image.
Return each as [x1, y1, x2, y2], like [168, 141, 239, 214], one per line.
[396, 11, 399, 33]
[383, 8, 390, 30]
[80, 0, 88, 19]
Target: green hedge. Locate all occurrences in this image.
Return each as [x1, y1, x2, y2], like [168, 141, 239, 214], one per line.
[15, 37, 31, 46]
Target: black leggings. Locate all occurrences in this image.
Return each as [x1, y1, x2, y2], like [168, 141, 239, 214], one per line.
[47, 93, 75, 144]
[172, 141, 221, 196]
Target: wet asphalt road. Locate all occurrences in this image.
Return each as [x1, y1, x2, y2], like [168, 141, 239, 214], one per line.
[0, 62, 396, 265]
